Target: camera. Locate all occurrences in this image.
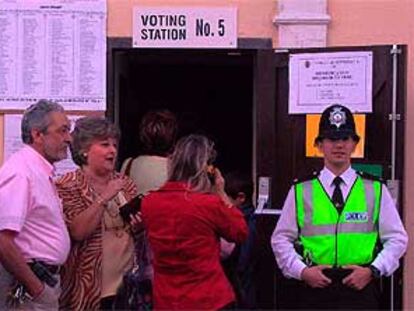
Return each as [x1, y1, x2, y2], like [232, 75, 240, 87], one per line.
[119, 194, 143, 223]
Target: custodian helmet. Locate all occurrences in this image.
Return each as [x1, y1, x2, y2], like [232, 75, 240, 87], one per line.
[315, 104, 360, 143]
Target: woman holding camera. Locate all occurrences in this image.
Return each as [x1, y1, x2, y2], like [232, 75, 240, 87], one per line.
[56, 117, 142, 310]
[141, 134, 248, 310]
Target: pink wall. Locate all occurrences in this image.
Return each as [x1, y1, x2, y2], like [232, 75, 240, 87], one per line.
[328, 1, 414, 308]
[107, 0, 413, 307]
[107, 0, 278, 43]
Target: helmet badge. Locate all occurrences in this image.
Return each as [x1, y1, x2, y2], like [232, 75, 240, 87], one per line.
[329, 107, 346, 129]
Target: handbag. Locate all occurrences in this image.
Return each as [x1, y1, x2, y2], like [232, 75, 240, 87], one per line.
[114, 232, 153, 310]
[115, 157, 153, 310]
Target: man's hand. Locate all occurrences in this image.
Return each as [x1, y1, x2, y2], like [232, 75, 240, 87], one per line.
[0, 230, 44, 297]
[301, 265, 332, 288]
[29, 282, 45, 299]
[342, 265, 372, 290]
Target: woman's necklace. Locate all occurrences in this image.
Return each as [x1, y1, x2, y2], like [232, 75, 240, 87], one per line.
[86, 173, 126, 237]
[105, 199, 120, 218]
[103, 199, 125, 238]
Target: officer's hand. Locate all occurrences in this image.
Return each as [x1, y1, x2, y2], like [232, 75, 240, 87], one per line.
[342, 265, 372, 290]
[301, 265, 332, 288]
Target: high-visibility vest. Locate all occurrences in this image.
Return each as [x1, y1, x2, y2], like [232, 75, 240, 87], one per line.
[295, 176, 381, 266]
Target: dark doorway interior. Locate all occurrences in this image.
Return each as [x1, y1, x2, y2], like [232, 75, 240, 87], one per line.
[114, 49, 254, 176]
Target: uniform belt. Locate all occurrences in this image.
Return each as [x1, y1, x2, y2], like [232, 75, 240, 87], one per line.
[322, 268, 352, 281]
[28, 261, 61, 274]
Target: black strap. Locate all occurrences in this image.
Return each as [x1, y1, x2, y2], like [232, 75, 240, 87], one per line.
[124, 158, 134, 177]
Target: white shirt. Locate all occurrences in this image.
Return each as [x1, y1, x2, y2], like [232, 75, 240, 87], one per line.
[0, 145, 70, 265]
[271, 166, 408, 280]
[121, 155, 168, 195]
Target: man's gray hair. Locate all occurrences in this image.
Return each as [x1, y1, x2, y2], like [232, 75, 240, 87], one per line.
[21, 99, 65, 144]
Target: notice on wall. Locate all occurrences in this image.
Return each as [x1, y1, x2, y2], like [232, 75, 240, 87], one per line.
[133, 7, 237, 48]
[0, 0, 106, 111]
[305, 114, 366, 158]
[289, 51, 373, 114]
[4, 114, 81, 177]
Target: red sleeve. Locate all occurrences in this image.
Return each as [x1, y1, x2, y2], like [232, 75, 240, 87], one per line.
[201, 195, 248, 244]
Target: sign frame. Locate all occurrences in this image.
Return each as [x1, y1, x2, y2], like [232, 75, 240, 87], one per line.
[133, 7, 238, 49]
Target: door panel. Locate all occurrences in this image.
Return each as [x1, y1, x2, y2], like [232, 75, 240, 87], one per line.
[254, 45, 406, 309]
[270, 45, 406, 210]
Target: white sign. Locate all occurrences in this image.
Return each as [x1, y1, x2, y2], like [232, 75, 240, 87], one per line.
[133, 7, 237, 48]
[289, 51, 373, 114]
[0, 0, 107, 111]
[3, 114, 81, 178]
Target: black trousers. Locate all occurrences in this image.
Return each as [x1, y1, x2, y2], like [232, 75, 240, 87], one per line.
[298, 269, 380, 310]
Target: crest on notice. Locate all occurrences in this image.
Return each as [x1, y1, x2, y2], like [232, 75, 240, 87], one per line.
[329, 107, 346, 129]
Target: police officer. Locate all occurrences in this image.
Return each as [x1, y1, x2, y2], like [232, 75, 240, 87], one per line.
[271, 104, 408, 309]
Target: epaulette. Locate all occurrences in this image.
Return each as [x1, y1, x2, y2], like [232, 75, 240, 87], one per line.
[293, 171, 320, 185]
[356, 171, 385, 184]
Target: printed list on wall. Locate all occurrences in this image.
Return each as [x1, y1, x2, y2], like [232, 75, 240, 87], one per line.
[0, 0, 106, 111]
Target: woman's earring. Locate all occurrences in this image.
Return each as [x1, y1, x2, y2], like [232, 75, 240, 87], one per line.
[83, 153, 88, 159]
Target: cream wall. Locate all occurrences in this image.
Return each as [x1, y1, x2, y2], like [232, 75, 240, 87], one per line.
[107, 0, 413, 308]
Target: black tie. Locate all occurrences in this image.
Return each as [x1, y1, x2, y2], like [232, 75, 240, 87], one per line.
[332, 176, 344, 213]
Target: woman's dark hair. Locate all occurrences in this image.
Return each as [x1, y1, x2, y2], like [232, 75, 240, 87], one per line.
[168, 134, 217, 193]
[224, 171, 253, 202]
[71, 116, 120, 166]
[139, 109, 177, 156]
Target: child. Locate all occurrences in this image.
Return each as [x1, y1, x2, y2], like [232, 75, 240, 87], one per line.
[222, 171, 258, 309]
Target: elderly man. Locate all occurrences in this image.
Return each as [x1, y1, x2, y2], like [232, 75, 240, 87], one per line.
[271, 104, 408, 309]
[0, 100, 72, 310]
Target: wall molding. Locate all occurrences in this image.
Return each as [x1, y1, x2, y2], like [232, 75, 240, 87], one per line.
[274, 14, 330, 25]
[274, 0, 330, 48]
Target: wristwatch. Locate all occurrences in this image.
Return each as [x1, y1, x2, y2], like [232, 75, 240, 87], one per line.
[369, 265, 381, 279]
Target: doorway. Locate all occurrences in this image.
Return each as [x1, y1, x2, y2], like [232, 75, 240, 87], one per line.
[113, 49, 254, 175]
[111, 44, 406, 310]
[112, 47, 279, 309]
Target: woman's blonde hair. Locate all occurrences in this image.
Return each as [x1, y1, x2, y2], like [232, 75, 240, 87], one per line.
[168, 134, 217, 193]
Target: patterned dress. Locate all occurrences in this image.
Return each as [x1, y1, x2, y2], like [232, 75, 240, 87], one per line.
[56, 169, 137, 311]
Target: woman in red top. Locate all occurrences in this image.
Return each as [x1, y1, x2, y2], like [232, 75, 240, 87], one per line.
[142, 134, 248, 310]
